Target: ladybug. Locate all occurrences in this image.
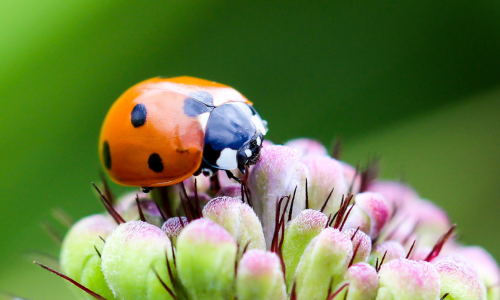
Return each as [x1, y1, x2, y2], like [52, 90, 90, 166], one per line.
[99, 76, 267, 192]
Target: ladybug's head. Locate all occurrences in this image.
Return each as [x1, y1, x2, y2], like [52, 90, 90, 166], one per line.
[237, 131, 264, 174]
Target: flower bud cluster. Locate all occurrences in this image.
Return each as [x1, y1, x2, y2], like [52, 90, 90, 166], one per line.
[52, 139, 499, 300]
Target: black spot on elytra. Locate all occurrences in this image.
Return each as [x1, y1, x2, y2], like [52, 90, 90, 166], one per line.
[131, 104, 147, 128]
[102, 141, 112, 170]
[190, 91, 214, 106]
[183, 98, 210, 117]
[148, 153, 164, 172]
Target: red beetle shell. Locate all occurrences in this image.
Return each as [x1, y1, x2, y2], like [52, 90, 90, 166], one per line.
[99, 76, 251, 187]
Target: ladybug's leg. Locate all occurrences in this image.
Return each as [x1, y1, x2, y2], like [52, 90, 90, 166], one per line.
[141, 187, 153, 193]
[225, 170, 242, 183]
[195, 159, 219, 177]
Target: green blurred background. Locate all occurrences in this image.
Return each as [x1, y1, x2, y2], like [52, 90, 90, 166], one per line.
[1, 0, 500, 298]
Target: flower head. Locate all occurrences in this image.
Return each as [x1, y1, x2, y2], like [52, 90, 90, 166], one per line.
[31, 139, 500, 300]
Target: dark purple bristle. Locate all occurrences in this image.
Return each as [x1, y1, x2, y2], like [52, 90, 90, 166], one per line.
[34, 261, 107, 300]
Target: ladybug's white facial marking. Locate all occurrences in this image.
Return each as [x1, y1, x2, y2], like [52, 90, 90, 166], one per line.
[245, 149, 252, 157]
[216, 148, 238, 170]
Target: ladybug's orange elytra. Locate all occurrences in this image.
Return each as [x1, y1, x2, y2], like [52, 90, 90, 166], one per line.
[99, 77, 266, 189]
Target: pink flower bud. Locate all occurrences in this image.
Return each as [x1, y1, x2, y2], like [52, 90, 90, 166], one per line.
[410, 246, 434, 261]
[341, 162, 361, 195]
[343, 228, 371, 264]
[367, 180, 419, 208]
[114, 192, 163, 226]
[341, 205, 371, 235]
[113, 191, 148, 218]
[354, 192, 391, 239]
[262, 139, 275, 147]
[455, 246, 500, 300]
[216, 185, 242, 198]
[203, 197, 266, 254]
[185, 191, 212, 207]
[340, 263, 378, 300]
[183, 174, 211, 194]
[369, 241, 406, 266]
[284, 138, 328, 157]
[300, 155, 348, 216]
[217, 169, 243, 189]
[161, 216, 188, 246]
[236, 250, 286, 300]
[378, 259, 440, 300]
[387, 199, 450, 247]
[248, 145, 308, 248]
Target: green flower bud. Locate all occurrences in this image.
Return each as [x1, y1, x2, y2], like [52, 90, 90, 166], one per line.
[60, 214, 117, 300]
[203, 196, 266, 255]
[294, 228, 353, 300]
[281, 209, 328, 289]
[377, 259, 440, 300]
[236, 250, 286, 300]
[434, 255, 487, 300]
[336, 262, 378, 300]
[101, 220, 175, 300]
[176, 218, 237, 300]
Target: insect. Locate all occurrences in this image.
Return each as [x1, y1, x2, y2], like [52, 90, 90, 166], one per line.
[99, 76, 268, 192]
